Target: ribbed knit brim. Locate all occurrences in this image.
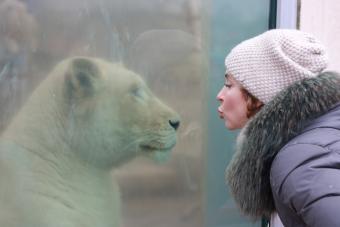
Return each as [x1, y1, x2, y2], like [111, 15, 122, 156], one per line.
[225, 29, 328, 104]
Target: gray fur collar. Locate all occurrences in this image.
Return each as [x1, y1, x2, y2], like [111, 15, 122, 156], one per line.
[225, 71, 340, 219]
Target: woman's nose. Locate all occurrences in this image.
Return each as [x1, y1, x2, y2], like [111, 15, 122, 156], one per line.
[216, 89, 224, 102]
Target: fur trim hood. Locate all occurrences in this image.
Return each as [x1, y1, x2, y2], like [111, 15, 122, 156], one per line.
[225, 71, 340, 219]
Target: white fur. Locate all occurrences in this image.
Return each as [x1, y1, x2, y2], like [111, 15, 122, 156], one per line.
[0, 57, 179, 227]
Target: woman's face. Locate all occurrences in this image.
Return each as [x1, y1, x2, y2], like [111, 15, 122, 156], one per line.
[216, 75, 249, 130]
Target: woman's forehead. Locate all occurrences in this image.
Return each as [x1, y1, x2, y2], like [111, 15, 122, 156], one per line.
[225, 74, 235, 82]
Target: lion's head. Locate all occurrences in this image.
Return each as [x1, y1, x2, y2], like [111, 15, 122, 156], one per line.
[5, 57, 180, 169]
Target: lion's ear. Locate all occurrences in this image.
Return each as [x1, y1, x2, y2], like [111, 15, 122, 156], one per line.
[64, 57, 101, 100]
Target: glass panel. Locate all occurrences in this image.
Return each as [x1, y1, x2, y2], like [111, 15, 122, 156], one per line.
[0, 0, 207, 227]
[0, 0, 271, 226]
[206, 0, 270, 226]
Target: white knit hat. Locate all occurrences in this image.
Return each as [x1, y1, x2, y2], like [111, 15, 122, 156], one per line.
[225, 29, 328, 104]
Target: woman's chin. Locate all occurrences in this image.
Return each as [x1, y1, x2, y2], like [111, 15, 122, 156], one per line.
[225, 121, 242, 130]
[226, 124, 236, 130]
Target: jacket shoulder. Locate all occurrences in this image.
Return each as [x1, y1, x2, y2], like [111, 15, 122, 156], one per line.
[270, 127, 340, 188]
[270, 128, 340, 226]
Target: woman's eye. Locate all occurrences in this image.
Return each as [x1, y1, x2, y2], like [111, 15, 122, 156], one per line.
[224, 83, 232, 88]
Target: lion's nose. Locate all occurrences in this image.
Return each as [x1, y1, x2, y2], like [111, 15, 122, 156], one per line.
[169, 119, 180, 130]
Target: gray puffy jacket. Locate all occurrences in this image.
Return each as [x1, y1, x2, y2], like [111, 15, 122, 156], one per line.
[271, 104, 340, 226]
[226, 72, 340, 227]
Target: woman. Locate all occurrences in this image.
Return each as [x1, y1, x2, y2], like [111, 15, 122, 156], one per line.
[217, 29, 340, 226]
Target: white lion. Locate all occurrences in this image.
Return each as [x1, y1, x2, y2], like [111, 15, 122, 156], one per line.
[0, 57, 180, 227]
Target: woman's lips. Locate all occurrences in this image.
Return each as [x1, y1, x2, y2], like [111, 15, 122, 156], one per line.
[217, 109, 224, 119]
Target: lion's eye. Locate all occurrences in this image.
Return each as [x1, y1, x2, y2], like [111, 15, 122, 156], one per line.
[131, 87, 147, 100]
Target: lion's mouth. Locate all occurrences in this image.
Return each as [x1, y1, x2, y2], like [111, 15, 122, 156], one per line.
[140, 144, 157, 151]
[140, 139, 176, 152]
[140, 143, 175, 152]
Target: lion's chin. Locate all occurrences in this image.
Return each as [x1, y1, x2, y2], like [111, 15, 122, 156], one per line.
[148, 150, 172, 163]
[140, 142, 176, 163]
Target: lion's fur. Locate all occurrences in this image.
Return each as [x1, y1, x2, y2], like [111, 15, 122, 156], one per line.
[0, 57, 179, 227]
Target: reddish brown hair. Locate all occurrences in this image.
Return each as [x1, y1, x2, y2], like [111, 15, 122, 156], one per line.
[240, 88, 264, 118]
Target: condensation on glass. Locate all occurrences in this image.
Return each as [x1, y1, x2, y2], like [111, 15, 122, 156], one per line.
[0, 0, 207, 227]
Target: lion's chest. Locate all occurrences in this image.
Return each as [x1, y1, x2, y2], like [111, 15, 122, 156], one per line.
[0, 141, 121, 227]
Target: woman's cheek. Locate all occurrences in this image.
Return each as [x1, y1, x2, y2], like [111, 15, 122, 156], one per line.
[224, 95, 237, 111]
